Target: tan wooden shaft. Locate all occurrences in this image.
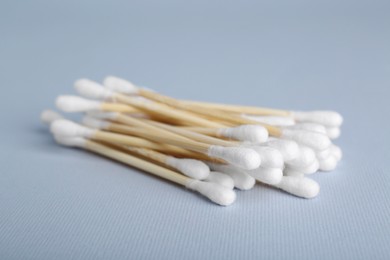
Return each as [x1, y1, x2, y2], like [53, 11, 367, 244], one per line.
[84, 140, 189, 186]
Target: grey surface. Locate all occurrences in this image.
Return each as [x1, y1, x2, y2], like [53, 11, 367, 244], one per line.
[1, 0, 390, 259]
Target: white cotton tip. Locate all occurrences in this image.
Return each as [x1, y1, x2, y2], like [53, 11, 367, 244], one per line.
[286, 123, 327, 135]
[218, 125, 268, 143]
[186, 180, 236, 206]
[242, 114, 295, 126]
[205, 171, 235, 189]
[81, 116, 110, 130]
[285, 159, 319, 175]
[264, 138, 300, 162]
[166, 157, 209, 180]
[281, 129, 331, 151]
[316, 147, 331, 160]
[208, 163, 255, 190]
[330, 144, 342, 161]
[285, 146, 316, 168]
[283, 168, 305, 177]
[50, 119, 95, 138]
[40, 110, 63, 124]
[87, 111, 119, 120]
[275, 176, 320, 199]
[292, 111, 343, 127]
[319, 155, 338, 171]
[326, 127, 341, 139]
[56, 95, 101, 112]
[250, 146, 284, 169]
[54, 136, 86, 148]
[103, 76, 139, 94]
[247, 167, 283, 185]
[207, 146, 261, 170]
[74, 79, 114, 100]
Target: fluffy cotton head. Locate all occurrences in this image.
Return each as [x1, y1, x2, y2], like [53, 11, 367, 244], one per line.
[50, 119, 95, 138]
[103, 76, 139, 94]
[330, 144, 342, 161]
[326, 127, 341, 139]
[54, 136, 86, 148]
[285, 145, 316, 168]
[242, 114, 295, 126]
[247, 166, 283, 185]
[165, 157, 209, 180]
[207, 146, 261, 170]
[208, 163, 255, 190]
[205, 171, 235, 189]
[283, 168, 304, 177]
[281, 129, 331, 151]
[186, 180, 236, 206]
[56, 95, 101, 112]
[291, 110, 343, 127]
[286, 123, 327, 135]
[276, 176, 320, 199]
[40, 110, 63, 124]
[250, 146, 284, 169]
[318, 155, 338, 171]
[74, 79, 114, 100]
[218, 125, 268, 143]
[81, 116, 110, 130]
[316, 147, 331, 160]
[285, 159, 319, 175]
[264, 138, 300, 162]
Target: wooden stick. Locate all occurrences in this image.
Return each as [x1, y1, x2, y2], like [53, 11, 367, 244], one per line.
[181, 100, 291, 117]
[100, 103, 140, 113]
[94, 126, 211, 154]
[135, 89, 283, 136]
[113, 93, 226, 128]
[143, 119, 236, 147]
[84, 140, 189, 186]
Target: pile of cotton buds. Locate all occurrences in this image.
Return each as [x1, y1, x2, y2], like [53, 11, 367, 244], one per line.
[41, 76, 343, 206]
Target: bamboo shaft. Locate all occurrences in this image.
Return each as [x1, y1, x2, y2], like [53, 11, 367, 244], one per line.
[100, 103, 139, 113]
[114, 93, 225, 128]
[181, 100, 291, 117]
[115, 114, 196, 143]
[84, 140, 189, 186]
[146, 120, 234, 147]
[102, 124, 211, 153]
[138, 89, 282, 136]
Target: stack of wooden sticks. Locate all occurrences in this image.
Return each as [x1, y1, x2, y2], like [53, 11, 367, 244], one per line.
[41, 76, 343, 206]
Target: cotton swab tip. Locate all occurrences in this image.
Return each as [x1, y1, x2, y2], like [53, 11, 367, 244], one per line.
[285, 146, 316, 168]
[276, 176, 320, 199]
[281, 129, 331, 151]
[207, 146, 261, 170]
[54, 136, 86, 148]
[81, 116, 110, 130]
[186, 180, 236, 206]
[265, 139, 300, 162]
[205, 171, 235, 189]
[103, 76, 139, 94]
[286, 123, 327, 135]
[330, 144, 343, 161]
[40, 110, 63, 124]
[292, 110, 343, 127]
[250, 146, 284, 169]
[218, 125, 269, 143]
[166, 157, 210, 180]
[247, 167, 283, 185]
[56, 95, 101, 112]
[326, 127, 341, 139]
[74, 79, 114, 100]
[50, 119, 95, 138]
[319, 155, 338, 171]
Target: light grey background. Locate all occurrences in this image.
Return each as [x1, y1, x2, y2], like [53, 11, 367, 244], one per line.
[1, 0, 390, 259]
